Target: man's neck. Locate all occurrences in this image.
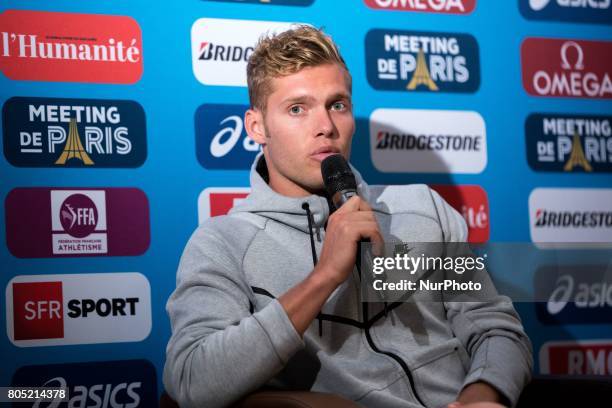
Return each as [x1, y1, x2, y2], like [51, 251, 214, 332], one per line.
[256, 155, 325, 198]
[268, 172, 322, 198]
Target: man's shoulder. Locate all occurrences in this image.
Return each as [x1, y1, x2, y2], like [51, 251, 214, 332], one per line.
[367, 183, 441, 215]
[367, 183, 467, 241]
[188, 212, 264, 250]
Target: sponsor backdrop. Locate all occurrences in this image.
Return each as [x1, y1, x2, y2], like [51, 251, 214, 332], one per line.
[1, 0, 611, 403]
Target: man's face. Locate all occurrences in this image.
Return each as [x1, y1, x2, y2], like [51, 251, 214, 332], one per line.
[247, 63, 355, 197]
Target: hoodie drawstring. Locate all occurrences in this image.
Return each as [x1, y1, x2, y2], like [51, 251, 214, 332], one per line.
[302, 202, 391, 335]
[302, 203, 319, 266]
[302, 202, 323, 337]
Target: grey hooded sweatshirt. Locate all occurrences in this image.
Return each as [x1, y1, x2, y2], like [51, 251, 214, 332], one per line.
[164, 154, 533, 408]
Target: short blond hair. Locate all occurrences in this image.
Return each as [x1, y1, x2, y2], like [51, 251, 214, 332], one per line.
[247, 25, 350, 112]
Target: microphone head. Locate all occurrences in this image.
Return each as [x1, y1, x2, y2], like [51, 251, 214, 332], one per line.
[321, 154, 357, 197]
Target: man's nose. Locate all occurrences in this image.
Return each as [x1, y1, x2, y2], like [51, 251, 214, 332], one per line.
[315, 107, 336, 138]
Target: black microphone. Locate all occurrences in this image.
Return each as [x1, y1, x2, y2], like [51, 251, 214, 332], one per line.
[321, 154, 388, 312]
[321, 153, 369, 273]
[321, 154, 358, 210]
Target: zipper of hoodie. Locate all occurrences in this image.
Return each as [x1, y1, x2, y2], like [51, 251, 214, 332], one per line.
[302, 202, 324, 336]
[303, 202, 423, 405]
[353, 234, 421, 403]
[362, 301, 425, 407]
[356, 242, 423, 404]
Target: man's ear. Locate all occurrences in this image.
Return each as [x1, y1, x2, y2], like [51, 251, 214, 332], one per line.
[245, 108, 266, 145]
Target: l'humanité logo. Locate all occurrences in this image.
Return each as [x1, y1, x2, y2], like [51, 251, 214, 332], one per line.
[0, 9, 142, 83]
[431, 185, 489, 243]
[365, 29, 480, 93]
[2, 97, 147, 167]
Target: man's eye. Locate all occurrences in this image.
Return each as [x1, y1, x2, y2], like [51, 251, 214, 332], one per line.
[331, 102, 346, 111]
[289, 106, 304, 115]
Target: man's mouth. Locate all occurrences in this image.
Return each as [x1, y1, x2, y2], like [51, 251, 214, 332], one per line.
[310, 147, 340, 162]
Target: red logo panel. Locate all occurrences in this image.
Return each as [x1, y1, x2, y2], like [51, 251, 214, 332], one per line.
[431, 185, 489, 243]
[209, 192, 250, 217]
[546, 343, 612, 375]
[521, 38, 612, 99]
[12, 282, 64, 340]
[364, 0, 476, 14]
[0, 10, 143, 83]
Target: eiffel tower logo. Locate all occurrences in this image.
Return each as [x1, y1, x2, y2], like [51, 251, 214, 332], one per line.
[407, 49, 438, 91]
[55, 118, 94, 165]
[563, 132, 592, 172]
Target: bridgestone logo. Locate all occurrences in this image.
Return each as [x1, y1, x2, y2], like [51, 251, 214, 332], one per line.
[199, 43, 253, 62]
[376, 132, 483, 151]
[535, 210, 612, 228]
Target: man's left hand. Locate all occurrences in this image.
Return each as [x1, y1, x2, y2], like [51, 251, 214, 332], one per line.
[447, 381, 506, 408]
[447, 403, 506, 408]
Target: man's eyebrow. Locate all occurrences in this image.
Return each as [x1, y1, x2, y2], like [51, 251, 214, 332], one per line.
[328, 92, 352, 102]
[280, 94, 316, 105]
[280, 92, 352, 105]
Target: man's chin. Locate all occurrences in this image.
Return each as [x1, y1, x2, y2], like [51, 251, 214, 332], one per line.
[295, 176, 326, 196]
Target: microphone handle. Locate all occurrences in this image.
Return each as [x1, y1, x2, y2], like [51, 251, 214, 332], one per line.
[329, 188, 373, 287]
[331, 189, 357, 210]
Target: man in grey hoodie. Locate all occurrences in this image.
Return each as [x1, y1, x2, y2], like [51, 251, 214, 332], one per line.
[164, 26, 533, 408]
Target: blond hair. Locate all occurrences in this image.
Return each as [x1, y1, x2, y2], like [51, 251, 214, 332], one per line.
[247, 25, 350, 112]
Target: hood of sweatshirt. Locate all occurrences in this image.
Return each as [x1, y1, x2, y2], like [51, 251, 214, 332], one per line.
[230, 152, 370, 235]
